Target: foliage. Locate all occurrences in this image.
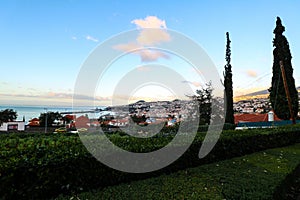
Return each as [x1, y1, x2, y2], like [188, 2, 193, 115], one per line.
[222, 123, 236, 130]
[131, 114, 147, 124]
[0, 127, 300, 199]
[62, 115, 73, 124]
[273, 163, 300, 200]
[223, 32, 234, 124]
[98, 115, 114, 123]
[191, 82, 213, 125]
[269, 17, 298, 120]
[39, 111, 62, 127]
[0, 109, 17, 125]
[57, 143, 300, 200]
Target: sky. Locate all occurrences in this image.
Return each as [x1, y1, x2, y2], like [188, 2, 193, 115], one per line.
[0, 0, 300, 106]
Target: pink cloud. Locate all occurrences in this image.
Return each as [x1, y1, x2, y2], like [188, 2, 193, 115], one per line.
[136, 29, 171, 46]
[113, 43, 169, 62]
[182, 81, 202, 87]
[246, 70, 258, 78]
[139, 49, 169, 62]
[113, 16, 171, 62]
[136, 66, 152, 72]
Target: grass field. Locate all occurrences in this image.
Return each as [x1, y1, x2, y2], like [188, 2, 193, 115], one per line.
[56, 143, 300, 200]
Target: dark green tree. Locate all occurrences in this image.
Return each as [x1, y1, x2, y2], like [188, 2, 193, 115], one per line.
[39, 111, 62, 127]
[98, 114, 114, 127]
[191, 82, 213, 125]
[223, 32, 234, 124]
[0, 109, 17, 125]
[269, 17, 298, 120]
[131, 114, 147, 124]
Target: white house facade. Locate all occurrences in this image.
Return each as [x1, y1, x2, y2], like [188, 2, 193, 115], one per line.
[0, 121, 25, 132]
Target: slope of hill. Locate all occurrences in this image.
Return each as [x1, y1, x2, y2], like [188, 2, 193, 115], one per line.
[234, 86, 300, 102]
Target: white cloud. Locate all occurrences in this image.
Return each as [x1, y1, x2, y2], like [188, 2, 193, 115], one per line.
[86, 35, 99, 42]
[131, 16, 167, 29]
[71, 36, 77, 40]
[132, 16, 170, 46]
[136, 29, 171, 46]
[113, 16, 171, 62]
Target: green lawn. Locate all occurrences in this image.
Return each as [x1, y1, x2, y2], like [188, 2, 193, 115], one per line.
[56, 143, 300, 200]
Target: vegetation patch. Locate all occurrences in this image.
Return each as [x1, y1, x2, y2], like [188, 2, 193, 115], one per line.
[0, 127, 300, 199]
[56, 143, 300, 200]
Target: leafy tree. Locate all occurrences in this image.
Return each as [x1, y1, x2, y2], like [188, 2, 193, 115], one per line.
[0, 109, 17, 125]
[223, 32, 234, 124]
[62, 115, 72, 124]
[131, 114, 147, 124]
[39, 111, 62, 127]
[269, 17, 298, 120]
[98, 114, 114, 127]
[191, 82, 213, 125]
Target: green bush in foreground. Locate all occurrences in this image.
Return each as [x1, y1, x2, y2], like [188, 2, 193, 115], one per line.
[0, 127, 300, 199]
[57, 143, 300, 200]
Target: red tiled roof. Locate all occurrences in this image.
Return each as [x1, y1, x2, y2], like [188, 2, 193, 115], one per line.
[28, 118, 39, 126]
[234, 113, 281, 124]
[28, 121, 39, 126]
[90, 121, 100, 125]
[30, 118, 39, 122]
[65, 114, 75, 120]
[75, 115, 90, 128]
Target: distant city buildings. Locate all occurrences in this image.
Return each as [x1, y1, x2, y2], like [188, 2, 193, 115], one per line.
[233, 98, 272, 114]
[2, 97, 299, 133]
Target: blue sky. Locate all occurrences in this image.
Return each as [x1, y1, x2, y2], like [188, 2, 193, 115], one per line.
[0, 0, 300, 106]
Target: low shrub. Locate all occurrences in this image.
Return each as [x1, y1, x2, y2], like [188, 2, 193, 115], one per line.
[0, 127, 300, 199]
[56, 143, 300, 200]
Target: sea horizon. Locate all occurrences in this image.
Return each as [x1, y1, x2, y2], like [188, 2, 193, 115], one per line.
[0, 104, 106, 123]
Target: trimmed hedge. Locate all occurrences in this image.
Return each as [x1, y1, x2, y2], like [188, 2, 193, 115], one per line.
[57, 143, 300, 200]
[0, 128, 300, 199]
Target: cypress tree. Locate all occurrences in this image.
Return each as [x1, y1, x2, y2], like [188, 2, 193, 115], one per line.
[269, 17, 298, 120]
[223, 32, 234, 124]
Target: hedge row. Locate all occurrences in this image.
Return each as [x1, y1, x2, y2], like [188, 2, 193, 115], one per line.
[0, 127, 300, 199]
[56, 143, 300, 200]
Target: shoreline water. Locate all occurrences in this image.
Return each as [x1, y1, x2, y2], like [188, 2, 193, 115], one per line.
[0, 105, 105, 123]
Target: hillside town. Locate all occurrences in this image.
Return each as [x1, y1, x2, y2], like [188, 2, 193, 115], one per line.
[233, 98, 272, 113]
[0, 97, 295, 133]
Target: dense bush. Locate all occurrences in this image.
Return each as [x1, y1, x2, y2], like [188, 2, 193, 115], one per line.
[56, 143, 300, 200]
[0, 127, 300, 199]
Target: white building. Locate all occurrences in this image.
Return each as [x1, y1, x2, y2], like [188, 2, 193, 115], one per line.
[0, 121, 25, 132]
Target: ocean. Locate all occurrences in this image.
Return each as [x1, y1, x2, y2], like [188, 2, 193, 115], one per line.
[0, 105, 104, 124]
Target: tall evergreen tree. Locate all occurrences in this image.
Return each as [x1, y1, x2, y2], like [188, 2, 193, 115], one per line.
[223, 32, 234, 124]
[269, 17, 298, 120]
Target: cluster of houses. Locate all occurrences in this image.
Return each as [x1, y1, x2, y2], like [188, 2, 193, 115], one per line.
[233, 98, 271, 113]
[0, 98, 297, 132]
